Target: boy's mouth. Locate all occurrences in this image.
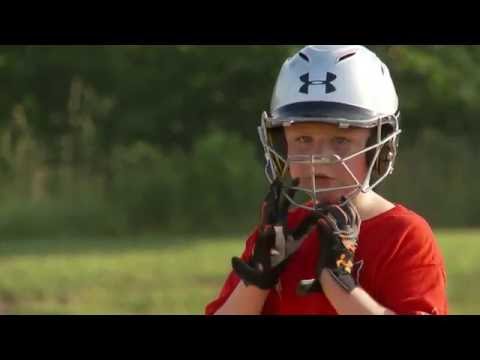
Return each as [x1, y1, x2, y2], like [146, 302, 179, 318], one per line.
[315, 174, 334, 180]
[296, 175, 338, 189]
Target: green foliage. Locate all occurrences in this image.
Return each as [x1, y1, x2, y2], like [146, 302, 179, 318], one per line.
[109, 129, 265, 234]
[0, 196, 124, 239]
[186, 129, 265, 232]
[110, 141, 187, 232]
[0, 45, 478, 234]
[0, 126, 266, 238]
[383, 127, 480, 227]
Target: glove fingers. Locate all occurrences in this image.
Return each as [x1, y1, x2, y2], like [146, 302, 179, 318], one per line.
[317, 216, 334, 239]
[232, 257, 264, 285]
[340, 199, 356, 225]
[270, 259, 288, 280]
[291, 212, 321, 241]
[256, 225, 276, 266]
[232, 257, 277, 290]
[260, 179, 282, 226]
[278, 178, 300, 220]
[327, 205, 349, 228]
[338, 197, 361, 229]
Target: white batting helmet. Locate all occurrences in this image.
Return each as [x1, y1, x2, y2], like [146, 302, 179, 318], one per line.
[258, 45, 402, 211]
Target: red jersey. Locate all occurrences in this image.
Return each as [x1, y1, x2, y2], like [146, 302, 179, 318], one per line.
[205, 204, 448, 315]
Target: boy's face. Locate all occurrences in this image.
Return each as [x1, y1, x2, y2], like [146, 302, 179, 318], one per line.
[284, 122, 371, 205]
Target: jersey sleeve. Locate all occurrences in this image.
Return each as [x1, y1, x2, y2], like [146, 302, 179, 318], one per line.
[374, 216, 448, 315]
[204, 228, 280, 315]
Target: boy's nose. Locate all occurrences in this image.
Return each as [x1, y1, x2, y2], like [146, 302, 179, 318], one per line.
[311, 140, 329, 155]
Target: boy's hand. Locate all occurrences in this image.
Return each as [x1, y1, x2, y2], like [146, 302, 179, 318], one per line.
[232, 178, 319, 290]
[297, 198, 361, 295]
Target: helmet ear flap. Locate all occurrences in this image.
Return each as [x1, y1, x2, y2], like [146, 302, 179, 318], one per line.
[267, 126, 289, 178]
[366, 124, 397, 179]
[377, 139, 396, 176]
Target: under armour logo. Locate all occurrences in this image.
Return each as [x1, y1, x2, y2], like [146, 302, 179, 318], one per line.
[299, 72, 337, 94]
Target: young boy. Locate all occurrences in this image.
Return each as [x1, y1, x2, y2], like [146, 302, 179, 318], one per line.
[205, 45, 448, 315]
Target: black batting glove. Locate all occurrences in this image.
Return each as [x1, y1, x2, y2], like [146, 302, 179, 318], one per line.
[297, 198, 361, 295]
[232, 178, 320, 290]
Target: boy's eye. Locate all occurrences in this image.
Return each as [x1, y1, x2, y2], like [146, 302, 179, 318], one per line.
[333, 137, 351, 146]
[296, 136, 312, 144]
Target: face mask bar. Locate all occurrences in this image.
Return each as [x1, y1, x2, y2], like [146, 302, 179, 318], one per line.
[258, 112, 402, 211]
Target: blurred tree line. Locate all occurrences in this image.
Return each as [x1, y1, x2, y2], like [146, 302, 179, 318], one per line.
[0, 45, 478, 239]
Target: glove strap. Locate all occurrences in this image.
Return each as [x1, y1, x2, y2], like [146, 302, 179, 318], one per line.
[327, 268, 357, 293]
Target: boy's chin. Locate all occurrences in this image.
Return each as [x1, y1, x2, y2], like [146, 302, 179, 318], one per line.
[290, 183, 353, 206]
[313, 191, 349, 206]
[314, 195, 340, 206]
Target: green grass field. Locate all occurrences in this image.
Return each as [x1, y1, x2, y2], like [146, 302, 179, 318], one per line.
[0, 230, 477, 314]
